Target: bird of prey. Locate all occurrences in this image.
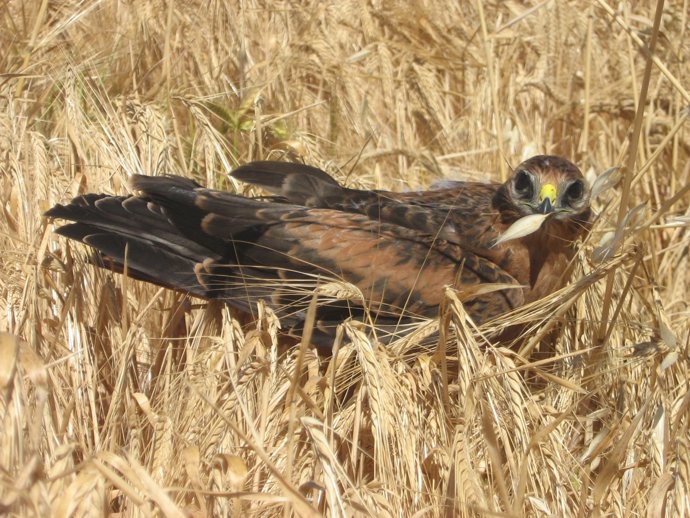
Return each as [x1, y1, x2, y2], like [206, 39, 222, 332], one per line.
[45, 155, 591, 346]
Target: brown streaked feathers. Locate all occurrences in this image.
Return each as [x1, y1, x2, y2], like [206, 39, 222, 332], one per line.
[45, 155, 591, 346]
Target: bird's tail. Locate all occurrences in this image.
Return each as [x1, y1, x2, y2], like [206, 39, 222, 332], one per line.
[45, 181, 223, 299]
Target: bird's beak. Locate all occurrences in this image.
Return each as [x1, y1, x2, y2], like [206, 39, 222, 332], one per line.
[537, 183, 557, 214]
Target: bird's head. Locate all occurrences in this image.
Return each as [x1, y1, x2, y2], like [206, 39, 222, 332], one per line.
[505, 155, 591, 221]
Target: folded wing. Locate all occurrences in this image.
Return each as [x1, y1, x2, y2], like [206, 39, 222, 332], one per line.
[232, 161, 502, 247]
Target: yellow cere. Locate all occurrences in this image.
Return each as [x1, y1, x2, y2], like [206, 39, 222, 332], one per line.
[539, 183, 557, 204]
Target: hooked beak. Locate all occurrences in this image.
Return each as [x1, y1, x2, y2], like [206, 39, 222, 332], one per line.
[537, 183, 557, 214]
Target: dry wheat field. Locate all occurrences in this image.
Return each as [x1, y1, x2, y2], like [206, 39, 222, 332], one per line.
[1, 0, 689, 516]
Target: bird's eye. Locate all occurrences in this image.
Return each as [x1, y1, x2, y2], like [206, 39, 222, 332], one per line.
[565, 180, 584, 201]
[513, 170, 533, 198]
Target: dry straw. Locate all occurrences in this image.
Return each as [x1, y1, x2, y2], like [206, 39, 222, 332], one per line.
[1, 0, 689, 516]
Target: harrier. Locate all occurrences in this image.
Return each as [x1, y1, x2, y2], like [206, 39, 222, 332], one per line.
[46, 155, 591, 345]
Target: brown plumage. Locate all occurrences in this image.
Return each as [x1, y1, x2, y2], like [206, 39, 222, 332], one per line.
[45, 155, 591, 346]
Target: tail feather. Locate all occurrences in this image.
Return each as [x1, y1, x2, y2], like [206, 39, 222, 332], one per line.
[47, 190, 225, 299]
[83, 232, 209, 298]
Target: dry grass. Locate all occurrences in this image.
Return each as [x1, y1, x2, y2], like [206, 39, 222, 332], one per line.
[1, 0, 689, 516]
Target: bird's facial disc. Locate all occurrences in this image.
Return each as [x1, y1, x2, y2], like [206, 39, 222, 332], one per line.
[510, 169, 589, 218]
